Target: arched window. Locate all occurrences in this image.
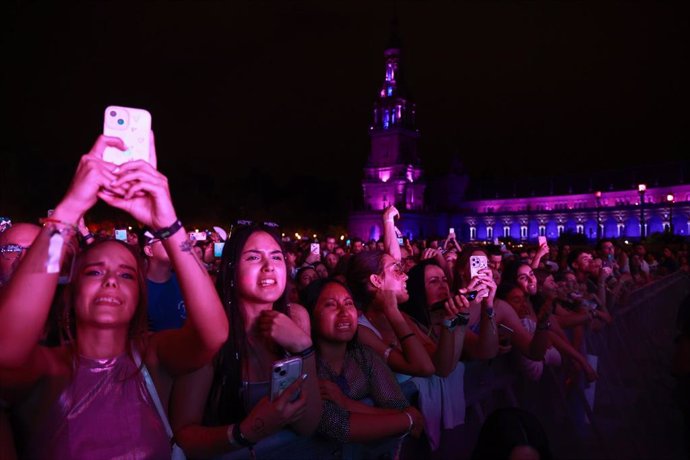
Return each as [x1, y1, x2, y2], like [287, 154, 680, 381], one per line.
[470, 227, 477, 240]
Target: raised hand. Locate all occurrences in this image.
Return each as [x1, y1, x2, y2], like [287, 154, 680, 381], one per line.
[53, 136, 127, 224]
[99, 160, 177, 231]
[443, 293, 470, 321]
[383, 205, 399, 223]
[256, 310, 312, 354]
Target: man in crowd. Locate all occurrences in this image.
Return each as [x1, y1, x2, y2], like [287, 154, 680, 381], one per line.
[142, 233, 187, 331]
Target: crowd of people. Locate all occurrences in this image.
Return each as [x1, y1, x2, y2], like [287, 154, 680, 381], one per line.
[1, 134, 688, 459]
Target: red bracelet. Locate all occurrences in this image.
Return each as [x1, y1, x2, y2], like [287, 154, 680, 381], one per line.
[40, 217, 78, 233]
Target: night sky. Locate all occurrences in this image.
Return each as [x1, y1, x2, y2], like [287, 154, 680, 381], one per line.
[1, 1, 689, 231]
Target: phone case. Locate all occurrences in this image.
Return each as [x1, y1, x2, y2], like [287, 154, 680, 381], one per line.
[538, 236, 547, 245]
[270, 357, 303, 402]
[470, 255, 488, 279]
[103, 106, 152, 165]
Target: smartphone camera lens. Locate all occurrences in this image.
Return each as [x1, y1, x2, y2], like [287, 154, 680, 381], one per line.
[117, 119, 125, 125]
[109, 110, 117, 117]
[280, 370, 286, 376]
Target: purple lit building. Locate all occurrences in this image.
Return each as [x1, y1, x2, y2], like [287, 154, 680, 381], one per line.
[348, 40, 690, 243]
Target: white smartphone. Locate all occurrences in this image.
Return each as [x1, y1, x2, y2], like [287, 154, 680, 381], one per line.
[448, 227, 455, 238]
[469, 255, 488, 279]
[103, 106, 152, 165]
[538, 235, 547, 246]
[310, 243, 320, 256]
[189, 231, 207, 241]
[270, 356, 303, 402]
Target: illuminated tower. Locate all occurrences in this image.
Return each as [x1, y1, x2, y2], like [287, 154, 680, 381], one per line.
[362, 34, 425, 212]
[349, 28, 440, 242]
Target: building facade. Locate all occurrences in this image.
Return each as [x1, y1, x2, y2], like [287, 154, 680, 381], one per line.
[349, 42, 690, 243]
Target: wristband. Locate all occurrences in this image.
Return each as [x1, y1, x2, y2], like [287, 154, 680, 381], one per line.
[40, 217, 78, 234]
[484, 308, 495, 320]
[291, 345, 315, 358]
[399, 333, 415, 343]
[152, 219, 183, 240]
[456, 311, 470, 326]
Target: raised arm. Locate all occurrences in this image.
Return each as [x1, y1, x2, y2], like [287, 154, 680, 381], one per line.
[461, 271, 500, 360]
[358, 290, 435, 377]
[0, 136, 124, 367]
[382, 206, 401, 262]
[100, 153, 228, 375]
[431, 293, 469, 377]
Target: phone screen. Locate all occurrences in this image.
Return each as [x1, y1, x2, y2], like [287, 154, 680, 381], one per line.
[310, 243, 320, 255]
[213, 242, 225, 258]
[114, 229, 127, 241]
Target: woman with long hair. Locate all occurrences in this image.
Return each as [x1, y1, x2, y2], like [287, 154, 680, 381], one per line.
[302, 278, 423, 449]
[171, 224, 321, 458]
[0, 135, 229, 458]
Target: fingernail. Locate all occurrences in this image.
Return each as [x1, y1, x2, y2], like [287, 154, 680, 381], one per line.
[112, 166, 120, 174]
[301, 373, 308, 381]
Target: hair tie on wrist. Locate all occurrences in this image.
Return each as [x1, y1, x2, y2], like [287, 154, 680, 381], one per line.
[291, 345, 315, 358]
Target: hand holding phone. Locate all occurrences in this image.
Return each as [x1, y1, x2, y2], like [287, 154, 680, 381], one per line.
[103, 106, 152, 165]
[270, 357, 303, 402]
[469, 255, 488, 279]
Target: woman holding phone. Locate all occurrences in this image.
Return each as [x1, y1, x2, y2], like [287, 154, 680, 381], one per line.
[171, 224, 322, 458]
[0, 135, 229, 458]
